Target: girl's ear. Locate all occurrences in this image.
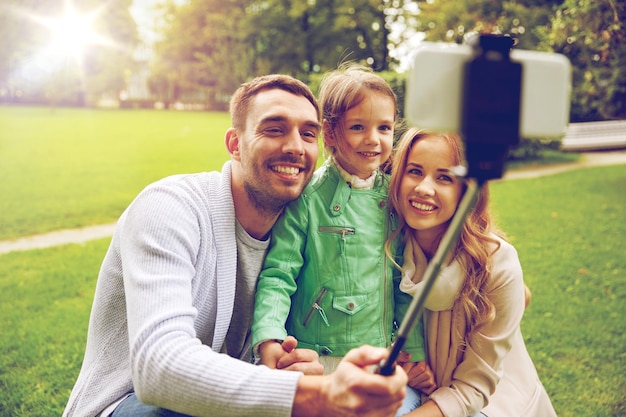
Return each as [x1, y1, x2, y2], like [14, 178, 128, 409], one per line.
[225, 128, 241, 161]
[322, 120, 336, 148]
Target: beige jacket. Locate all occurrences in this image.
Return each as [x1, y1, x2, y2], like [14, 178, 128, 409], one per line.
[402, 236, 557, 417]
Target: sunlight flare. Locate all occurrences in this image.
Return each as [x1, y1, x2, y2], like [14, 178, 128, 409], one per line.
[35, 1, 113, 60]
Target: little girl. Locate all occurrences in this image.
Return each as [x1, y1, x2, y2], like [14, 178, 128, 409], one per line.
[252, 65, 433, 414]
[386, 128, 556, 417]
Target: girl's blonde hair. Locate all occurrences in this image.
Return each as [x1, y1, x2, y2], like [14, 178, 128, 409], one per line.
[386, 128, 506, 331]
[318, 64, 398, 159]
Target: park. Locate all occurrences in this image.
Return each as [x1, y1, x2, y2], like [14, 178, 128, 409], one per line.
[1, 105, 625, 416]
[1, 0, 625, 416]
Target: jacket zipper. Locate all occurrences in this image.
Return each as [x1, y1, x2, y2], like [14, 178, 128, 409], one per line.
[318, 226, 355, 237]
[382, 214, 390, 343]
[318, 226, 355, 254]
[303, 287, 330, 327]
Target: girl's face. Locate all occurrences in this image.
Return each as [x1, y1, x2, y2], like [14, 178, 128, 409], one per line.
[325, 92, 395, 179]
[398, 135, 464, 245]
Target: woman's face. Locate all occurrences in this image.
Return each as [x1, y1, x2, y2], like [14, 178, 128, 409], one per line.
[398, 135, 464, 244]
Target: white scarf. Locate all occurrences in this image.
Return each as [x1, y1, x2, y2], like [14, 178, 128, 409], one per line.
[399, 236, 464, 311]
[332, 157, 377, 190]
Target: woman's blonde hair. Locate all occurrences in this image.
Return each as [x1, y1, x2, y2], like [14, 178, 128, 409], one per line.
[318, 63, 398, 160]
[386, 128, 506, 331]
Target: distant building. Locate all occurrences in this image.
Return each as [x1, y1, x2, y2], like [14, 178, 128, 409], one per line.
[119, 43, 154, 108]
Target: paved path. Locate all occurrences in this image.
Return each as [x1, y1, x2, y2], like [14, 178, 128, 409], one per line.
[501, 149, 626, 180]
[1, 150, 625, 256]
[0, 223, 118, 255]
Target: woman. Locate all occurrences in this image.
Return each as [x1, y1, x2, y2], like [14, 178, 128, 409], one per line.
[385, 128, 556, 417]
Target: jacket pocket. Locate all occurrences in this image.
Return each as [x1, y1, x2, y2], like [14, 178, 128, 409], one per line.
[332, 295, 368, 315]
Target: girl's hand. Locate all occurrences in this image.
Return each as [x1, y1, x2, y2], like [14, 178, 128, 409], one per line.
[259, 336, 324, 375]
[258, 339, 285, 369]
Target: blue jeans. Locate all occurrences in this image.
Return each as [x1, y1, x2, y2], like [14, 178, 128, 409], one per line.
[394, 388, 488, 417]
[112, 390, 488, 417]
[396, 386, 422, 416]
[111, 394, 190, 417]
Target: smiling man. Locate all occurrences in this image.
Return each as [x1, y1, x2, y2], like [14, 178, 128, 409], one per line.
[227, 86, 321, 239]
[63, 74, 409, 417]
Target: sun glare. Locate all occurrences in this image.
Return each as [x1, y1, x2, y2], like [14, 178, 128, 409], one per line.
[48, 7, 101, 58]
[50, 4, 112, 60]
[6, 0, 122, 90]
[27, 0, 113, 62]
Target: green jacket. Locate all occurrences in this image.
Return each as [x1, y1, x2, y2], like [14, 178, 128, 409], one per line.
[252, 160, 425, 359]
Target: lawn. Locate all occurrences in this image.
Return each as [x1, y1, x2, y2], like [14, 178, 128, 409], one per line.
[1, 106, 625, 416]
[0, 106, 231, 240]
[490, 166, 626, 416]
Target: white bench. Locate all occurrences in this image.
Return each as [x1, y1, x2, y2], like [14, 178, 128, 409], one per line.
[561, 120, 626, 151]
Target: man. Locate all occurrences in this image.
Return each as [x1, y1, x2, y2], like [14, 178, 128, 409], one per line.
[63, 74, 408, 417]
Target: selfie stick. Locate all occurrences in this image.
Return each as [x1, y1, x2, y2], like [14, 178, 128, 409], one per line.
[378, 34, 522, 376]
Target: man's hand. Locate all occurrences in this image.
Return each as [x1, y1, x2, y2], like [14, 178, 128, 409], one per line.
[293, 345, 408, 417]
[259, 336, 323, 375]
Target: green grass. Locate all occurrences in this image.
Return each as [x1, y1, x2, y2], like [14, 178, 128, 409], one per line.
[0, 106, 579, 242]
[0, 241, 108, 416]
[1, 106, 625, 416]
[505, 148, 581, 171]
[490, 166, 626, 416]
[0, 106, 230, 240]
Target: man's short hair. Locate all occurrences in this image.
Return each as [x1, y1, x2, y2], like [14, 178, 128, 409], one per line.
[229, 74, 320, 132]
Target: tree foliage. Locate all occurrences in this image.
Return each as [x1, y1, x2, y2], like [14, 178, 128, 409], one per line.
[538, 0, 626, 121]
[0, 0, 138, 106]
[150, 0, 416, 108]
[148, 0, 250, 108]
[3, 0, 623, 122]
[413, 0, 564, 49]
[397, 0, 625, 122]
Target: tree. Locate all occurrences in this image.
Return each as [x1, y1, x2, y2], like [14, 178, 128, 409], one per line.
[0, 0, 138, 106]
[412, 0, 563, 49]
[243, 0, 419, 73]
[149, 0, 422, 106]
[149, 0, 252, 109]
[82, 0, 139, 105]
[538, 0, 626, 121]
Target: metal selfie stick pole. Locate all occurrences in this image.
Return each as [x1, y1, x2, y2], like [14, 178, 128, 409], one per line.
[378, 178, 481, 375]
[378, 33, 522, 376]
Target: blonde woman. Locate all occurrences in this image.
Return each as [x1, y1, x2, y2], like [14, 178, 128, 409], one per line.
[385, 128, 556, 417]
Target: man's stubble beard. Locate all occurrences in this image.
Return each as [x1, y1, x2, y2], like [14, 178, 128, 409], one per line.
[244, 180, 295, 217]
[244, 159, 310, 217]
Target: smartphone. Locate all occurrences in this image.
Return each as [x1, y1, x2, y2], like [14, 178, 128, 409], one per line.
[405, 41, 572, 139]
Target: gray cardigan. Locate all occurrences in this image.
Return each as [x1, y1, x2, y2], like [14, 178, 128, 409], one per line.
[63, 162, 301, 417]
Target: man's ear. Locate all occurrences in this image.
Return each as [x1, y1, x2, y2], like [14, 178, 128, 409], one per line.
[225, 128, 241, 161]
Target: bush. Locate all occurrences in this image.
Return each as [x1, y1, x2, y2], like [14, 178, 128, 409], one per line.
[508, 137, 562, 161]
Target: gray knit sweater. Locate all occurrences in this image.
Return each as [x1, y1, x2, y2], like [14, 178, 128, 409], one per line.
[63, 162, 301, 417]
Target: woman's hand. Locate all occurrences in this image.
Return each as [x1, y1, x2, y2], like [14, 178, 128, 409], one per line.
[398, 352, 437, 395]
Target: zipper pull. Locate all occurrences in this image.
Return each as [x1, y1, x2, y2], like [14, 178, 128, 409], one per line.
[303, 288, 329, 327]
[313, 303, 330, 327]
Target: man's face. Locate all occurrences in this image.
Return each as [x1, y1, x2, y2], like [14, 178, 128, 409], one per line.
[237, 89, 320, 214]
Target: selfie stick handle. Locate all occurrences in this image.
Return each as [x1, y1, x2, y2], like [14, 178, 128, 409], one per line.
[377, 178, 481, 376]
